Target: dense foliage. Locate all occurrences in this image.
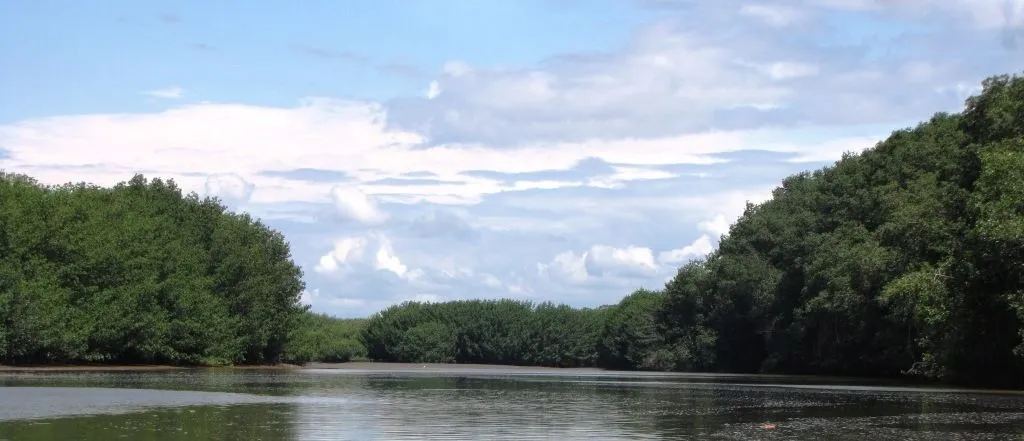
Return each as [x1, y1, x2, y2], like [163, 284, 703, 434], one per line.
[0, 174, 307, 366]
[652, 73, 1024, 387]
[361, 299, 611, 367]
[283, 313, 366, 364]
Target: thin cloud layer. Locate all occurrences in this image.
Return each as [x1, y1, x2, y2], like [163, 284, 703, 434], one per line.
[387, 2, 1021, 146]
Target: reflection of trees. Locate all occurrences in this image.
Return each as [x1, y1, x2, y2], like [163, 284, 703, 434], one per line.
[0, 403, 300, 441]
[0, 371, 311, 397]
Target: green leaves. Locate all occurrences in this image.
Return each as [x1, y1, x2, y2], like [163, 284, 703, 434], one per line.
[973, 138, 1024, 241]
[598, 289, 664, 370]
[0, 173, 305, 366]
[360, 299, 608, 367]
[282, 313, 366, 364]
[649, 72, 1024, 387]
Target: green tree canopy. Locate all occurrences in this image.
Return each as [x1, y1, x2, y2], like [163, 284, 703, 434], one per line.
[656, 72, 1024, 387]
[0, 173, 307, 366]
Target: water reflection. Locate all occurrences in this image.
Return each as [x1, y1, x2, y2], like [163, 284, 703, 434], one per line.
[293, 377, 659, 440]
[2, 370, 1024, 440]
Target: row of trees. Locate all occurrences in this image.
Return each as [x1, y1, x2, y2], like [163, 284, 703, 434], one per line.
[283, 313, 366, 364]
[0, 174, 310, 365]
[361, 299, 609, 367]
[355, 289, 683, 371]
[360, 73, 1024, 388]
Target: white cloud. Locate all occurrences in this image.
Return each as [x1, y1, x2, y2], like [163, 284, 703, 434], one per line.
[426, 81, 442, 99]
[658, 235, 715, 265]
[204, 173, 254, 203]
[876, 0, 1022, 30]
[143, 87, 184, 99]
[315, 237, 369, 274]
[803, 0, 1023, 31]
[585, 245, 659, 277]
[540, 244, 661, 284]
[331, 186, 388, 224]
[764, 62, 820, 80]
[314, 233, 423, 281]
[0, 98, 895, 209]
[739, 4, 807, 27]
[698, 214, 732, 238]
[374, 236, 423, 280]
[391, 22, 798, 143]
[299, 288, 319, 307]
[539, 250, 591, 284]
[481, 273, 503, 289]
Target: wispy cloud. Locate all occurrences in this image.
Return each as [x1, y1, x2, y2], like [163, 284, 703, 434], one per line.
[295, 45, 371, 63]
[296, 45, 430, 81]
[142, 87, 184, 100]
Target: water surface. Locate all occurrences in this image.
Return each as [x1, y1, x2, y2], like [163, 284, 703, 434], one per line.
[1, 366, 1023, 440]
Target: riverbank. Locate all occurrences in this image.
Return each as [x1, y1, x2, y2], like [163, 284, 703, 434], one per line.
[0, 361, 599, 373]
[304, 361, 605, 372]
[0, 364, 300, 372]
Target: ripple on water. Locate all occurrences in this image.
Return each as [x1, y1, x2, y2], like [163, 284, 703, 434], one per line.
[2, 370, 1024, 440]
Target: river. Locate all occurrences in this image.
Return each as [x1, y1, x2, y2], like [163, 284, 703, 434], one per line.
[1, 365, 1023, 440]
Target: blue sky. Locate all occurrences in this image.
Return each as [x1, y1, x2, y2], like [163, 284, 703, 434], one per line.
[2, 0, 1022, 317]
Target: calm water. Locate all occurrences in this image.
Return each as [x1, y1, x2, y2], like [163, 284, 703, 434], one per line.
[1, 366, 1023, 440]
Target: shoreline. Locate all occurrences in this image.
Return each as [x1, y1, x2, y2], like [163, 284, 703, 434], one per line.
[0, 361, 600, 373]
[303, 361, 606, 372]
[5, 362, 1024, 394]
[0, 364, 299, 372]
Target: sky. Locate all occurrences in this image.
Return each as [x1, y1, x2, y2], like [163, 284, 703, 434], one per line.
[1, 0, 1023, 318]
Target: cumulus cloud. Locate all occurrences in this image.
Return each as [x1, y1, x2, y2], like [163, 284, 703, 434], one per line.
[698, 214, 732, 238]
[540, 243, 661, 284]
[585, 245, 660, 277]
[539, 250, 590, 284]
[204, 173, 254, 204]
[331, 186, 387, 224]
[299, 288, 319, 307]
[658, 236, 714, 265]
[374, 236, 421, 280]
[315, 233, 422, 280]
[315, 237, 369, 275]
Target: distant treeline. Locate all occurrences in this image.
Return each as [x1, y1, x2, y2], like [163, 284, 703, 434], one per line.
[0, 173, 363, 365]
[361, 299, 609, 367]
[359, 73, 1024, 388]
[358, 291, 665, 370]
